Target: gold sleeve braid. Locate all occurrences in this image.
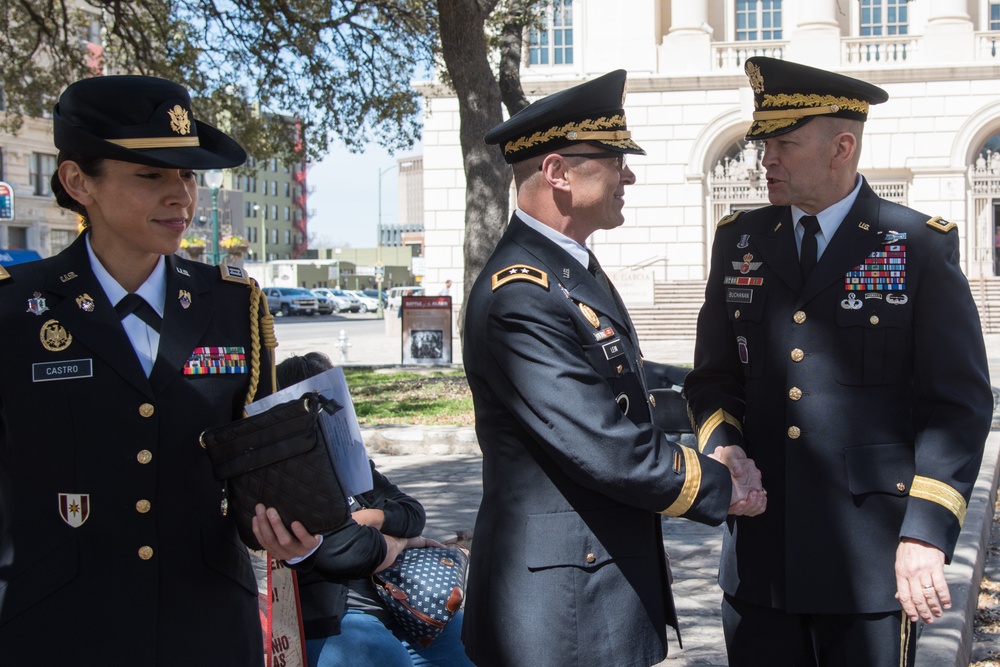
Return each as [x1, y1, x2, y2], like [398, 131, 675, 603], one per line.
[243, 278, 278, 411]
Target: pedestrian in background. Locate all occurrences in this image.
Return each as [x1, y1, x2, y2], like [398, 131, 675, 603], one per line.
[685, 57, 993, 666]
[439, 279, 452, 296]
[462, 69, 766, 667]
[0, 75, 273, 663]
[257, 351, 475, 667]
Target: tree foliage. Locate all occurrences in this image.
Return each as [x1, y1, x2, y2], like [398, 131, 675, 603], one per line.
[2, 0, 437, 163]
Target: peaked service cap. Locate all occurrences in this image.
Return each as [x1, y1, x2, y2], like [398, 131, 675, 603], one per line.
[53, 75, 246, 169]
[744, 57, 888, 140]
[485, 69, 646, 163]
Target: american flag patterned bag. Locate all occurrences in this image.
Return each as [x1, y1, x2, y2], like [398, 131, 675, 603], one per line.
[372, 545, 470, 647]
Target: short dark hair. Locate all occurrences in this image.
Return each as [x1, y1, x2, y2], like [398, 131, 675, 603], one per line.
[275, 352, 335, 389]
[51, 151, 105, 229]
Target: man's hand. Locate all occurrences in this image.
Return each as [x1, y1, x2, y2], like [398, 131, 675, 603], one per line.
[352, 508, 385, 529]
[895, 537, 949, 623]
[251, 504, 322, 561]
[708, 445, 767, 516]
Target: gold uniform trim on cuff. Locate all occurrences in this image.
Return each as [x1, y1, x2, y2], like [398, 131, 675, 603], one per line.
[661, 446, 701, 517]
[910, 475, 967, 526]
[106, 136, 201, 149]
[695, 408, 743, 453]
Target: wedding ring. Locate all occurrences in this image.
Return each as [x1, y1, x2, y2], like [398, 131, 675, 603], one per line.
[922, 584, 934, 590]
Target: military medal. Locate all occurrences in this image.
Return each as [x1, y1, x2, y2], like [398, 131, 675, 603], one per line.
[578, 302, 600, 328]
[76, 293, 95, 312]
[733, 253, 762, 275]
[179, 289, 192, 309]
[27, 292, 48, 315]
[40, 319, 72, 351]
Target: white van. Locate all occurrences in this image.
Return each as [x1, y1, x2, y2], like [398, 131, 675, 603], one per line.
[386, 286, 425, 310]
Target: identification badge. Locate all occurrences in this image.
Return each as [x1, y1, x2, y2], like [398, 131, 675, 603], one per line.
[32, 358, 93, 382]
[602, 338, 625, 361]
[726, 288, 753, 303]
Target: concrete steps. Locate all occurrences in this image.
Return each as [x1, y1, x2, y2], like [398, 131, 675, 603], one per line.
[631, 278, 1000, 341]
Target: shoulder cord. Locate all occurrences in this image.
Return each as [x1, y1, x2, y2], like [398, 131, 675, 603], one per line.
[244, 278, 278, 409]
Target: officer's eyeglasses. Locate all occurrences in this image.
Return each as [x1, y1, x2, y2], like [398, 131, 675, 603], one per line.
[557, 152, 628, 170]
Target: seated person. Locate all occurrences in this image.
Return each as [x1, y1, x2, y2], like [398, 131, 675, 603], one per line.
[260, 352, 474, 667]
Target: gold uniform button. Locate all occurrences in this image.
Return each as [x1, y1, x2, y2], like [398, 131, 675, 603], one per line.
[649, 394, 657, 407]
[787, 426, 801, 439]
[616, 364, 623, 374]
[788, 387, 803, 401]
[139, 403, 155, 418]
[585, 553, 596, 564]
[791, 348, 805, 362]
[138, 546, 154, 560]
[870, 315, 879, 325]
[793, 311, 807, 324]
[136, 499, 151, 513]
[137, 450, 152, 464]
[734, 309, 741, 319]
[897, 482, 906, 492]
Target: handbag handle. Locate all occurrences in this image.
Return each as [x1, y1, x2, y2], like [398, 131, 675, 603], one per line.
[244, 278, 279, 409]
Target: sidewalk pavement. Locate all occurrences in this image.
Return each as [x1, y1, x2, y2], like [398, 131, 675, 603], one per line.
[341, 325, 1000, 666]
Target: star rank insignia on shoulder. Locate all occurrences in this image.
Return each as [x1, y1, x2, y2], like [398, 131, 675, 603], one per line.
[0, 264, 10, 282]
[219, 263, 250, 284]
[491, 264, 548, 291]
[925, 216, 957, 234]
[718, 210, 747, 227]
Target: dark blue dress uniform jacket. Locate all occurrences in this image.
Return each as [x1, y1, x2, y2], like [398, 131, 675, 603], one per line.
[685, 179, 993, 615]
[461, 217, 733, 667]
[0, 232, 270, 665]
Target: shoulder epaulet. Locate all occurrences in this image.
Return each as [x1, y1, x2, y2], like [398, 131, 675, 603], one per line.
[219, 263, 250, 284]
[718, 210, 747, 227]
[926, 216, 957, 234]
[491, 265, 548, 291]
[0, 264, 10, 282]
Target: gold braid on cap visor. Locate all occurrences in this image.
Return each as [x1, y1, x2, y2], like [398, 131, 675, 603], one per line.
[503, 114, 630, 155]
[106, 136, 201, 149]
[748, 93, 870, 136]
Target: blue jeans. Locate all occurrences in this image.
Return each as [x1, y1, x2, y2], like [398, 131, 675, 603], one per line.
[306, 609, 475, 667]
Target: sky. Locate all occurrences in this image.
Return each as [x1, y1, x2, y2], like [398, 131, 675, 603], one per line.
[304, 142, 422, 250]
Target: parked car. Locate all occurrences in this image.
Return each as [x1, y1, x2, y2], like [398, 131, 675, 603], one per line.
[362, 288, 386, 306]
[265, 287, 319, 316]
[329, 289, 363, 313]
[312, 288, 352, 313]
[309, 289, 336, 315]
[349, 290, 380, 313]
[386, 286, 425, 311]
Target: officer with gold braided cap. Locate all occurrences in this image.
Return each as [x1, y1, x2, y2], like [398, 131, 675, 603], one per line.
[461, 70, 766, 667]
[686, 56, 993, 666]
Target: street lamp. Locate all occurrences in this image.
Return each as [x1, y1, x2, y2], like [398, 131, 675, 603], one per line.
[204, 169, 224, 264]
[376, 163, 398, 319]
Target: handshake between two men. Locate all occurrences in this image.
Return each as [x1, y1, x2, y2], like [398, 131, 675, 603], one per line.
[709, 445, 767, 517]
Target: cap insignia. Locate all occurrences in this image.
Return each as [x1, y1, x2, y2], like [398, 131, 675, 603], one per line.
[168, 105, 192, 135]
[746, 61, 764, 94]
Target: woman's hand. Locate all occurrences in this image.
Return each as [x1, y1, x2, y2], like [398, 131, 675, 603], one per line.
[251, 504, 322, 561]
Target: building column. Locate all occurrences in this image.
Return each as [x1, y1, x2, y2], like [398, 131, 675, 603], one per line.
[659, 0, 712, 73]
[923, 0, 974, 62]
[787, 0, 841, 69]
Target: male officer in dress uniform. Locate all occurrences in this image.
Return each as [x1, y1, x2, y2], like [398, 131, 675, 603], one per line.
[685, 57, 994, 666]
[461, 70, 767, 667]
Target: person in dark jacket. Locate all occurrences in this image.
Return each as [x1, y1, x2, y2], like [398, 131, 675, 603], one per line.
[257, 352, 475, 667]
[461, 70, 766, 667]
[0, 75, 272, 664]
[685, 57, 994, 666]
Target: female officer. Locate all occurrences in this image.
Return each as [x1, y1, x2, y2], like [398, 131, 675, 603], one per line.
[0, 75, 303, 664]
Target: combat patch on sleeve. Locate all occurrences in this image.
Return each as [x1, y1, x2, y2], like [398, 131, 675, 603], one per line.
[219, 263, 250, 284]
[0, 264, 10, 282]
[926, 216, 957, 234]
[718, 210, 747, 227]
[491, 265, 548, 291]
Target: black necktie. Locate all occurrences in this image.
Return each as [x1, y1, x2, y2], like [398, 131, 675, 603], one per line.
[587, 250, 614, 298]
[115, 294, 162, 333]
[799, 215, 821, 282]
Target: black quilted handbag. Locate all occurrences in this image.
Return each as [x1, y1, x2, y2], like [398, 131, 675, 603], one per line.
[372, 545, 470, 647]
[199, 391, 350, 550]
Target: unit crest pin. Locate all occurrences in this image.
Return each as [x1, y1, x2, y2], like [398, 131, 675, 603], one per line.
[76, 293, 96, 312]
[179, 290, 192, 309]
[27, 292, 48, 316]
